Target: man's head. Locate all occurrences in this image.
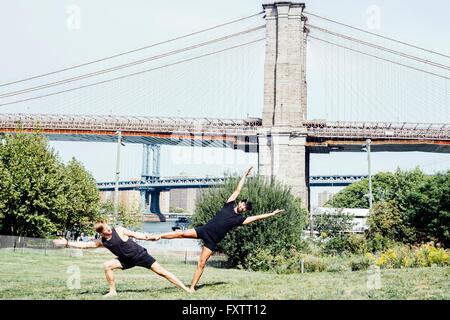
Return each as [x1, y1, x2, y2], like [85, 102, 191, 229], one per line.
[236, 199, 253, 213]
[94, 221, 112, 237]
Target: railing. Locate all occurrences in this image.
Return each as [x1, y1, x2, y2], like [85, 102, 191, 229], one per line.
[0, 113, 261, 135]
[305, 121, 450, 140]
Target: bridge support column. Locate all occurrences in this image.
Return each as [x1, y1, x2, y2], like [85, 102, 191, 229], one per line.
[142, 144, 161, 180]
[259, 2, 309, 209]
[258, 128, 310, 209]
[149, 190, 166, 222]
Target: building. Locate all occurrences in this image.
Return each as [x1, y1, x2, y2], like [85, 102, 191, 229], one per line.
[317, 191, 335, 207]
[311, 207, 370, 233]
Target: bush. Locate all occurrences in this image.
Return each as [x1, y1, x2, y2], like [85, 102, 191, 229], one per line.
[193, 176, 308, 268]
[349, 255, 372, 271]
[301, 254, 327, 272]
[321, 234, 368, 255]
[375, 243, 450, 269]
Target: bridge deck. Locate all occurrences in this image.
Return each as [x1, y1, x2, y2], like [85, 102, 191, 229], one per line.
[1, 114, 449, 153]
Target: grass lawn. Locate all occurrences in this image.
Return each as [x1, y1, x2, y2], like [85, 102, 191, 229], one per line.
[0, 249, 449, 300]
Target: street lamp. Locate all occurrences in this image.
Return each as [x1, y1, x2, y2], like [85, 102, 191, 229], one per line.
[114, 131, 125, 221]
[362, 139, 373, 210]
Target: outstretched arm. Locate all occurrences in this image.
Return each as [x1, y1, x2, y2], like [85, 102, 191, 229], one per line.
[242, 209, 284, 225]
[227, 166, 253, 203]
[53, 238, 102, 249]
[121, 227, 150, 241]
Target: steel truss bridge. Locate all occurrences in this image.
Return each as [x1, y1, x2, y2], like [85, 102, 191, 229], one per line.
[96, 175, 369, 191]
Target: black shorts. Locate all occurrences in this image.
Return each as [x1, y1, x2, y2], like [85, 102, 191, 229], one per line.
[195, 226, 218, 252]
[118, 251, 156, 270]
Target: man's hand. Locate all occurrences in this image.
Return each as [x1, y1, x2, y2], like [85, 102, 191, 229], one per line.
[53, 237, 68, 247]
[269, 209, 285, 217]
[145, 233, 161, 241]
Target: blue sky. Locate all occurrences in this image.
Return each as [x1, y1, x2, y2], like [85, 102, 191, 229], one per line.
[1, 1, 449, 207]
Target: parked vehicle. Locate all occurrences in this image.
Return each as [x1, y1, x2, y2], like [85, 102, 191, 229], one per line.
[171, 217, 190, 231]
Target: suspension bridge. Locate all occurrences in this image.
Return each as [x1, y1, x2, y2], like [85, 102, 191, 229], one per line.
[0, 2, 449, 217]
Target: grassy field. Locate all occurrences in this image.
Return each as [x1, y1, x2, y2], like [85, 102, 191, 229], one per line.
[0, 249, 449, 300]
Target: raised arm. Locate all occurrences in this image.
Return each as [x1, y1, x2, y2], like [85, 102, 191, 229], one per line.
[53, 237, 102, 249]
[242, 209, 284, 225]
[227, 166, 253, 203]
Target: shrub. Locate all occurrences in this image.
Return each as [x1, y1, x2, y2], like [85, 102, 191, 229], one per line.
[321, 234, 368, 255]
[349, 255, 372, 271]
[375, 243, 449, 269]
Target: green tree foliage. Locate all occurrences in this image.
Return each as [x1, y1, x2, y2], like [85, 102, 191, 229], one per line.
[0, 133, 67, 237]
[192, 176, 308, 267]
[406, 171, 450, 246]
[62, 158, 103, 234]
[100, 200, 142, 230]
[0, 133, 104, 237]
[326, 168, 426, 209]
[328, 168, 450, 246]
[368, 200, 414, 242]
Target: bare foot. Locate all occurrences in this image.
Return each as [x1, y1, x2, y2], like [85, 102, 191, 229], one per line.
[188, 287, 196, 293]
[103, 291, 117, 298]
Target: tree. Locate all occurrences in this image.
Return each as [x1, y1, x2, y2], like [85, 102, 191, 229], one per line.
[326, 168, 426, 209]
[192, 176, 308, 267]
[0, 132, 108, 238]
[368, 200, 414, 242]
[0, 133, 67, 237]
[406, 171, 450, 246]
[99, 200, 142, 230]
[61, 158, 103, 235]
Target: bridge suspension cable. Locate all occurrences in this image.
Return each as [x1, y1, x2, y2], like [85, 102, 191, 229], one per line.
[307, 24, 450, 71]
[0, 26, 265, 99]
[0, 38, 265, 107]
[309, 36, 450, 81]
[304, 11, 450, 59]
[0, 11, 264, 88]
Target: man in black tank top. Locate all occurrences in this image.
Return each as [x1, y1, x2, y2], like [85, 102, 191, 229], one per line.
[53, 223, 193, 296]
[155, 167, 284, 291]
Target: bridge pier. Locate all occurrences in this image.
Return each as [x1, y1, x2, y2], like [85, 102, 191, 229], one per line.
[258, 2, 310, 209]
[142, 144, 161, 180]
[140, 189, 166, 222]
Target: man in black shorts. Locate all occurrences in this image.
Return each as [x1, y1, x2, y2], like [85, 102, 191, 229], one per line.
[156, 166, 284, 291]
[53, 221, 192, 296]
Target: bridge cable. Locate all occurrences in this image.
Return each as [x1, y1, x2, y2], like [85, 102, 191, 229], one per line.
[307, 24, 450, 71]
[309, 36, 450, 81]
[304, 11, 450, 59]
[0, 11, 264, 88]
[0, 38, 265, 107]
[0, 26, 265, 99]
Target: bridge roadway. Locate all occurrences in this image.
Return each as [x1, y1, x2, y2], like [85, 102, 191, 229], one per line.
[1, 114, 449, 153]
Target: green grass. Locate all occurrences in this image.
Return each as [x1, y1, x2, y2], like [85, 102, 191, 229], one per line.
[0, 249, 449, 300]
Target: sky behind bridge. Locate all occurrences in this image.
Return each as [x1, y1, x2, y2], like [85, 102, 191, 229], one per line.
[1, 0, 449, 207]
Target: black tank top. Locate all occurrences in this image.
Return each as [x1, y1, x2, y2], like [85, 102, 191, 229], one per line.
[102, 228, 146, 260]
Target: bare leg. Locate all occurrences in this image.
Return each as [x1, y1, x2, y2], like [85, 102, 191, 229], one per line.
[103, 259, 123, 297]
[190, 246, 213, 291]
[159, 228, 198, 240]
[150, 262, 193, 293]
